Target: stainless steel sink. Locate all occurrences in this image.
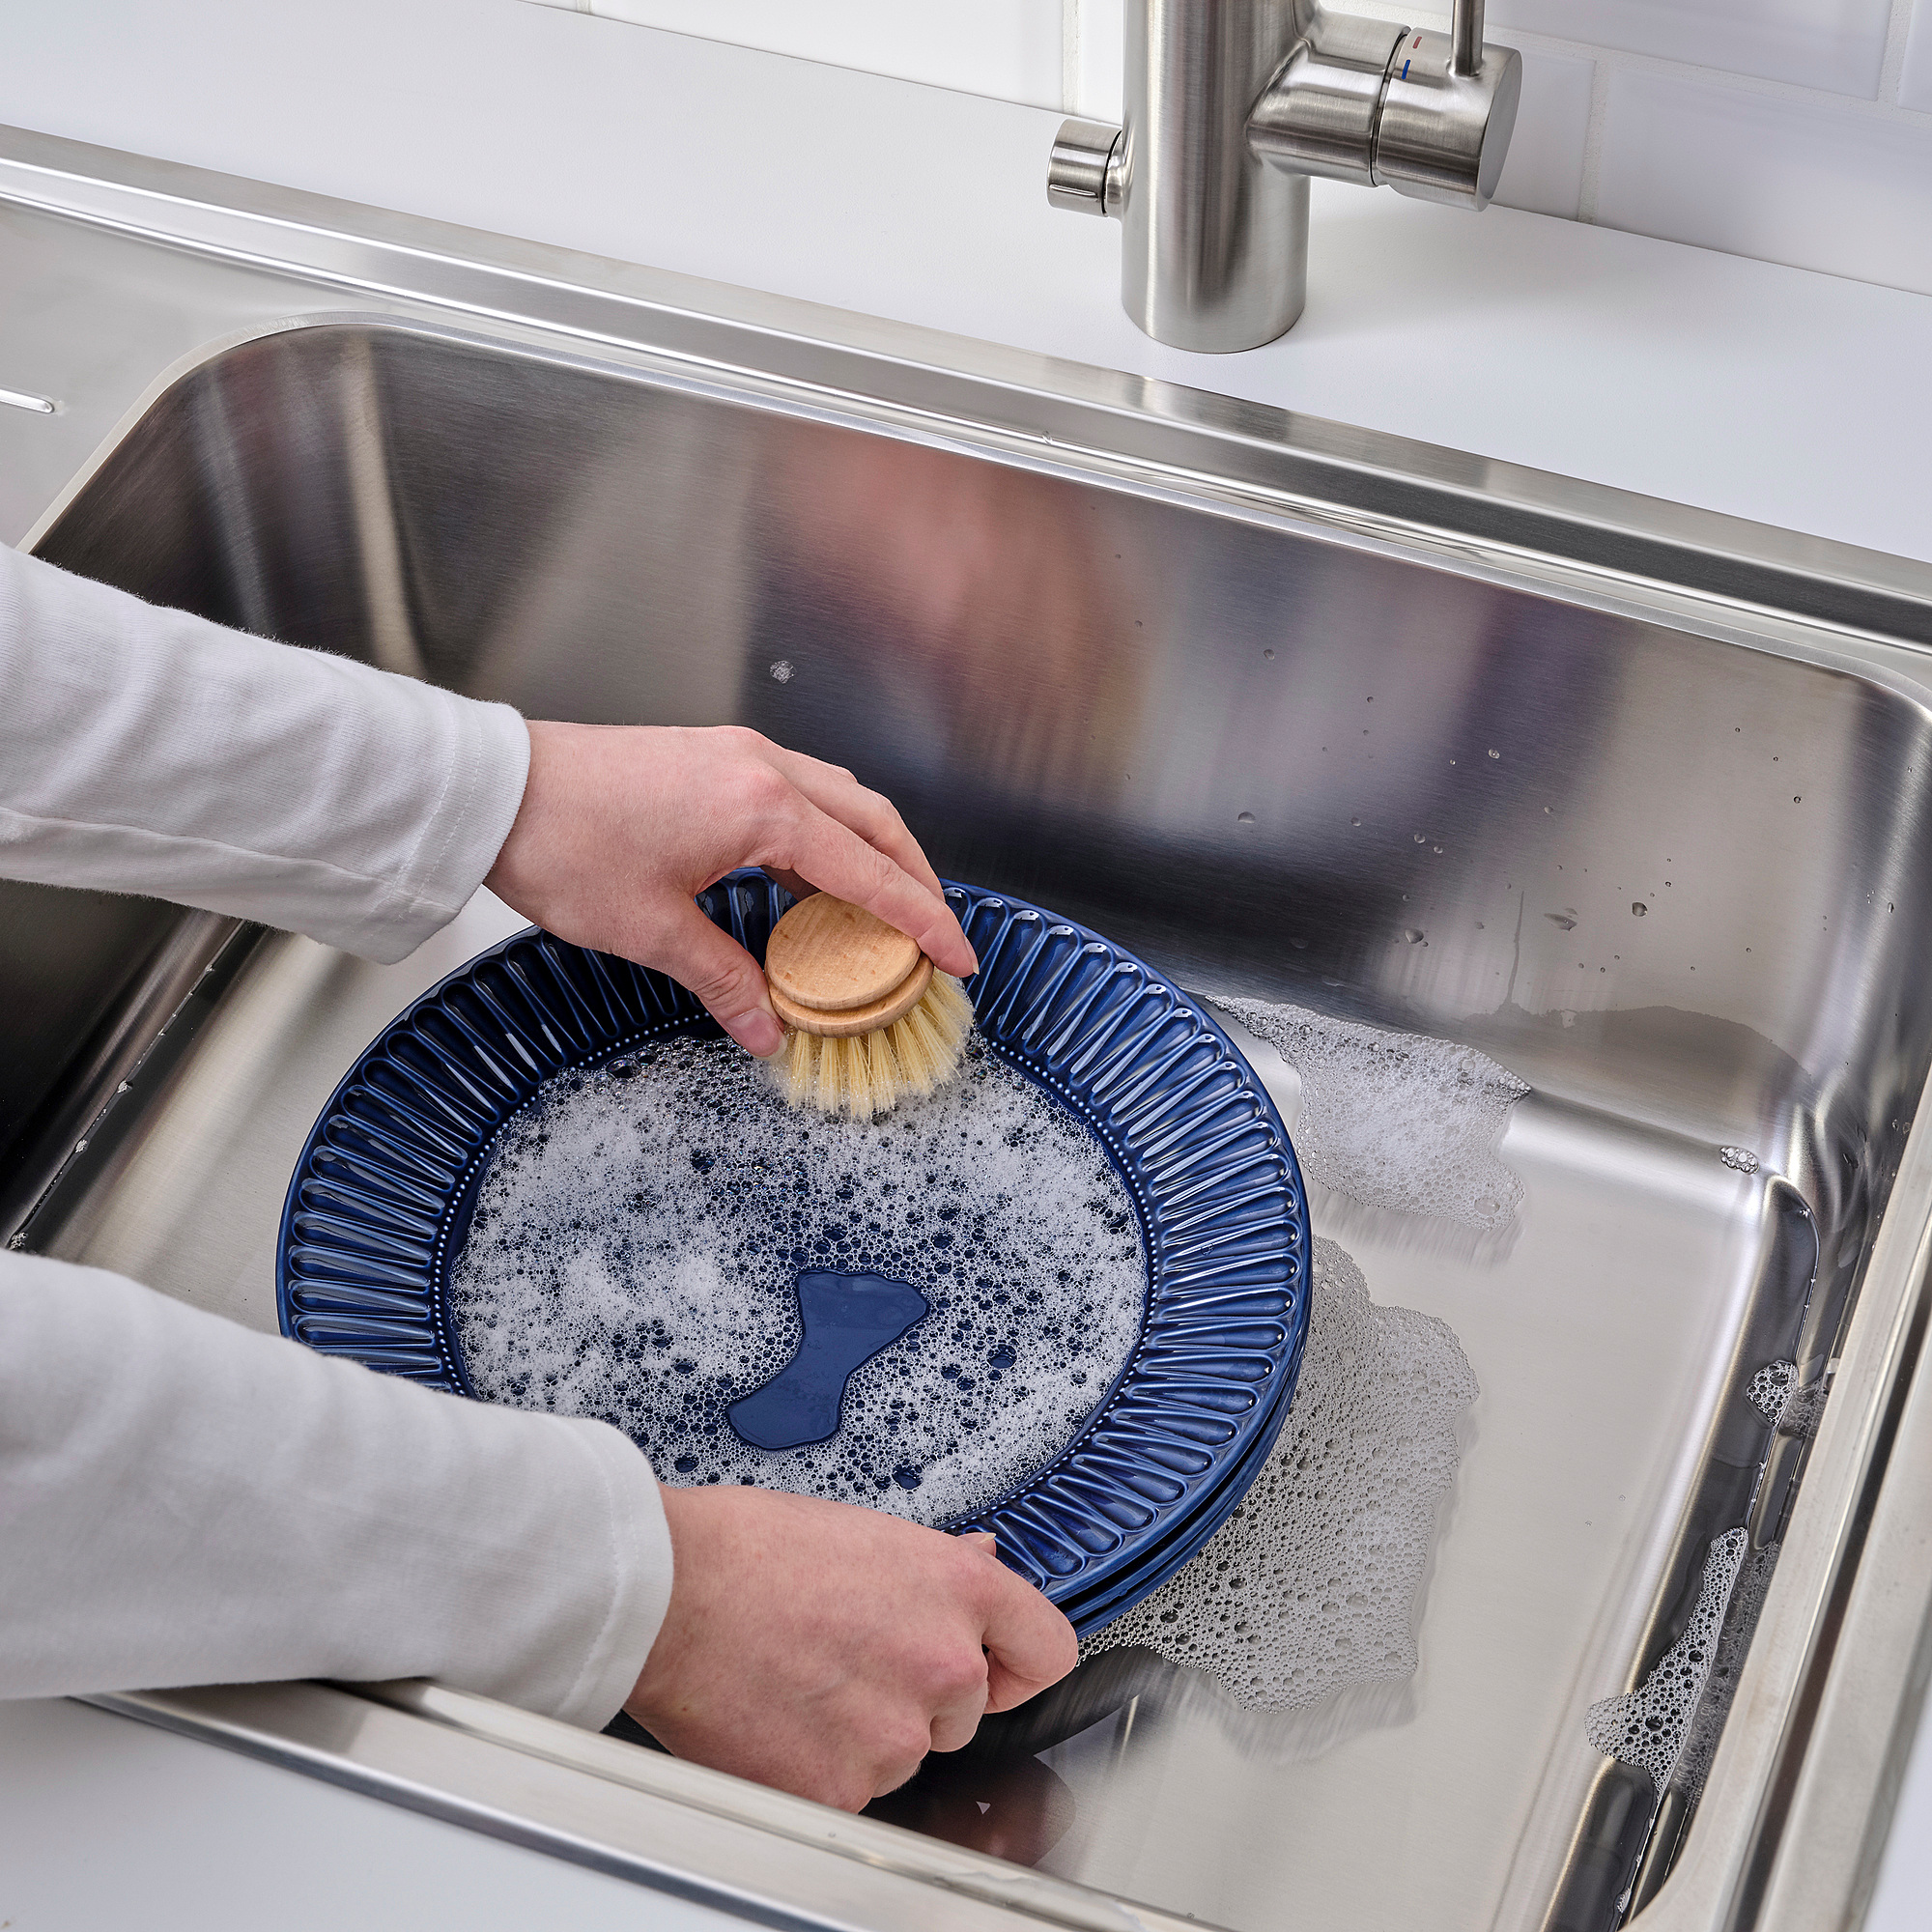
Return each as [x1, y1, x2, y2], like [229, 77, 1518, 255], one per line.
[6, 127, 1932, 1932]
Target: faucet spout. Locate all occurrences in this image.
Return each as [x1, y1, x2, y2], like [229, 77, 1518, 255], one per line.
[1119, 0, 1314, 354]
[1047, 0, 1523, 353]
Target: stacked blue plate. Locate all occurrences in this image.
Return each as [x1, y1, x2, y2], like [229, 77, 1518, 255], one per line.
[278, 874, 1311, 1634]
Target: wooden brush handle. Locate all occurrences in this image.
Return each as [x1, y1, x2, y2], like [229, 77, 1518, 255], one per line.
[765, 894, 933, 1037]
[770, 956, 933, 1037]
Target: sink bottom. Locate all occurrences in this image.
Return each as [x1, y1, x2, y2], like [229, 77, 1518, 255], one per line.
[46, 889, 1805, 1931]
[1035, 1070, 1791, 1928]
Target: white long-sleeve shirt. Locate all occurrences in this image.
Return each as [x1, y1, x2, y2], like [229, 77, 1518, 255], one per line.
[0, 544, 672, 1728]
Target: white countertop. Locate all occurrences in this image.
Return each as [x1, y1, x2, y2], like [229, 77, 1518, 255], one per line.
[3, 5, 1932, 1927]
[0, 1695, 735, 1931]
[4, 0, 1930, 569]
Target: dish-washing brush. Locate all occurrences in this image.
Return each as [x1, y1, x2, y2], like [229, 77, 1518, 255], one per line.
[763, 892, 974, 1118]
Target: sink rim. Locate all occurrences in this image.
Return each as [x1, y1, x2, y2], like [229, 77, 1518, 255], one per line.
[7, 123, 1932, 1932]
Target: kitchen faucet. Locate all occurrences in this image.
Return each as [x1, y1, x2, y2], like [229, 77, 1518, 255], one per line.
[1048, 0, 1521, 351]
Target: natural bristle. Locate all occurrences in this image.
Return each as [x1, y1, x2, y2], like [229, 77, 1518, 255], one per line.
[772, 973, 975, 1119]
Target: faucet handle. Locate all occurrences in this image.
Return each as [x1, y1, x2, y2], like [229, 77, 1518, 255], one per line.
[1047, 118, 1125, 217]
[1245, 8, 1521, 212]
[1375, 26, 1521, 209]
[1247, 13, 1407, 189]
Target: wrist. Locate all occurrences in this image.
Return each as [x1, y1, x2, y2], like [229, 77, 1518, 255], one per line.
[484, 718, 569, 915]
[626, 1482, 703, 1722]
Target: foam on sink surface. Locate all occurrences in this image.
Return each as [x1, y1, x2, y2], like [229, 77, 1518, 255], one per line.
[1085, 1238, 1477, 1731]
[447, 1034, 1146, 1525]
[1211, 995, 1528, 1232]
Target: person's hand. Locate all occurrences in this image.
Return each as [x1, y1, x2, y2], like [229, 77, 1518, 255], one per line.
[625, 1486, 1078, 1810]
[485, 724, 977, 1058]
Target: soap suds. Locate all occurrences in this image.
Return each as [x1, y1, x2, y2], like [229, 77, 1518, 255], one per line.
[1586, 1529, 1747, 1794]
[1747, 1358, 1828, 1441]
[1589, 1372, 1811, 1802]
[1673, 1540, 1779, 1802]
[1085, 1239, 1477, 1730]
[449, 1035, 1145, 1525]
[1211, 998, 1528, 1230]
[1747, 1359, 1796, 1426]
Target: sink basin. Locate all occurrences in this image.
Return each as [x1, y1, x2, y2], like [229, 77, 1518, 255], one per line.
[6, 127, 1932, 1932]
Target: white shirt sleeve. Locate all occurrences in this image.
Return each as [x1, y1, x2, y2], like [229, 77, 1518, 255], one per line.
[0, 1254, 670, 1724]
[0, 545, 672, 1727]
[0, 543, 528, 963]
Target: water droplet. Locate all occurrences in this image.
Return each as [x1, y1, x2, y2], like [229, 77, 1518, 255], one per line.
[767, 659, 794, 683]
[1404, 927, 1425, 944]
[1546, 913, 1577, 931]
[1414, 832, 1426, 843]
[1237, 810, 1256, 825]
[1488, 749, 1501, 760]
[1263, 647, 1276, 660]
[1794, 795, 1802, 804]
[1633, 902, 1647, 917]
[1350, 816, 1361, 826]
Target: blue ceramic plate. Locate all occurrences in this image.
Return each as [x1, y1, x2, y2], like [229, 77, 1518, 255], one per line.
[278, 875, 1311, 1633]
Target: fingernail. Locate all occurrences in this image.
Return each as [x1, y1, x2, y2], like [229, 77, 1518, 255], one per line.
[725, 1006, 785, 1060]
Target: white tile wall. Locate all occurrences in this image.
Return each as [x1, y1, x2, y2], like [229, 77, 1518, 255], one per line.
[555, 0, 1065, 109]
[1486, 0, 1894, 99]
[1068, 0, 1123, 121]
[1903, 0, 1932, 110]
[1492, 47, 1596, 218]
[1597, 69, 1932, 295]
[526, 0, 1932, 301]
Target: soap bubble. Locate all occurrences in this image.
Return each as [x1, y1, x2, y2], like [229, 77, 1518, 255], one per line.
[1213, 996, 1528, 1230]
[449, 1036, 1146, 1525]
[1086, 1239, 1477, 1724]
[1586, 1528, 1779, 1800]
